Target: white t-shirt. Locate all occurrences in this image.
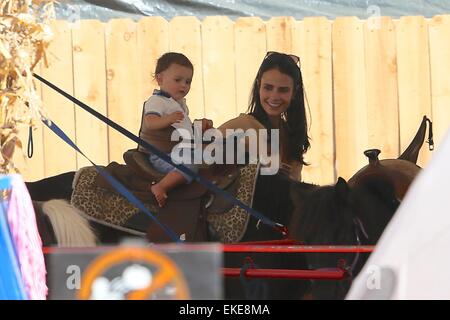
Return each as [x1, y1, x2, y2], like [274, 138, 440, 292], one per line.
[143, 91, 193, 135]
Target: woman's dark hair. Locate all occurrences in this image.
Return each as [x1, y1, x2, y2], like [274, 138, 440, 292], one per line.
[155, 52, 193, 74]
[248, 52, 310, 163]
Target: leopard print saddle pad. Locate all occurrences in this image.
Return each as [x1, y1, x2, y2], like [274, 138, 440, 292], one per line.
[71, 163, 259, 243]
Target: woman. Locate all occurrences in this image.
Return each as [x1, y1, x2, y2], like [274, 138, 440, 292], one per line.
[216, 51, 310, 244]
[221, 51, 312, 299]
[219, 51, 309, 182]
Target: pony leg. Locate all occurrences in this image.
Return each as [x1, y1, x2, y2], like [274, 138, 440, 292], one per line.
[41, 200, 98, 247]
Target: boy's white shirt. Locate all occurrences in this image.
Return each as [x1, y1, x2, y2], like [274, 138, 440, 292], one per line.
[144, 94, 193, 134]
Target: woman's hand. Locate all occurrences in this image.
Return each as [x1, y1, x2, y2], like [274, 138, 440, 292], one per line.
[195, 118, 214, 132]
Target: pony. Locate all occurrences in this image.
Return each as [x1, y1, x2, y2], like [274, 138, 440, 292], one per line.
[288, 175, 400, 299]
[287, 126, 431, 299]
[27, 166, 310, 299]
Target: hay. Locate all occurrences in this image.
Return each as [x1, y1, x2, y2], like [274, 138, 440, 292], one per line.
[0, 0, 54, 173]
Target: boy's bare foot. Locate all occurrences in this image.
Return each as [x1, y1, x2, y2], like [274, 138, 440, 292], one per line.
[151, 183, 168, 207]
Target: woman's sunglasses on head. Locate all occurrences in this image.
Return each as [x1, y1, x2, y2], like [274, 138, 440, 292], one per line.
[265, 51, 300, 66]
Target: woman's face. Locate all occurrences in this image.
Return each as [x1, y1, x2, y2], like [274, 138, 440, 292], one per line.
[258, 68, 294, 124]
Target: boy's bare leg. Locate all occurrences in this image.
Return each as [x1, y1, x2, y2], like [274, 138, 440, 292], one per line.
[150, 171, 187, 207]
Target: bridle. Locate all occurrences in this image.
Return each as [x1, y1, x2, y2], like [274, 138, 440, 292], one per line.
[348, 216, 370, 276]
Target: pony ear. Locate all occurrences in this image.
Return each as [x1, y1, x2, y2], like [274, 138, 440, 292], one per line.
[335, 177, 349, 203]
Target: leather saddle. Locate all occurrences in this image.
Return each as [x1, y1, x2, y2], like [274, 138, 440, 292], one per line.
[121, 149, 241, 241]
[123, 149, 240, 203]
[348, 149, 421, 200]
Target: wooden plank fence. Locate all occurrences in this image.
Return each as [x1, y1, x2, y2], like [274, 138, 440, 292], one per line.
[16, 15, 450, 185]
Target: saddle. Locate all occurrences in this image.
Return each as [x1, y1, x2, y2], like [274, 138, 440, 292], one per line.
[348, 149, 421, 200]
[71, 148, 257, 243]
[348, 116, 433, 200]
[122, 149, 240, 206]
[108, 149, 245, 242]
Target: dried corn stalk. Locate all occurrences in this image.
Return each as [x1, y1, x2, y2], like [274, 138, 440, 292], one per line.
[0, 0, 54, 174]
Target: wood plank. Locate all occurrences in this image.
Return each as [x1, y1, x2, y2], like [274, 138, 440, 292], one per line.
[169, 17, 204, 120]
[105, 19, 140, 163]
[201, 16, 236, 126]
[364, 17, 399, 159]
[396, 16, 432, 167]
[72, 20, 108, 168]
[266, 17, 295, 53]
[137, 17, 169, 104]
[294, 17, 334, 185]
[41, 20, 77, 177]
[332, 17, 368, 180]
[428, 15, 450, 148]
[234, 17, 266, 114]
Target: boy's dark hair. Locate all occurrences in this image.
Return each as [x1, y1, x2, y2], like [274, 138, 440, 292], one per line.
[155, 52, 193, 74]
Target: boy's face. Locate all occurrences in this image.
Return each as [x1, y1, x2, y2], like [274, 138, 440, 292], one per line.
[156, 63, 193, 101]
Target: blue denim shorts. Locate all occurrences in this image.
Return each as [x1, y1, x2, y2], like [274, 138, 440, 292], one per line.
[149, 151, 199, 183]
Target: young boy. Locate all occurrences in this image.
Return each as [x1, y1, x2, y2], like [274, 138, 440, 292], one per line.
[138, 52, 212, 207]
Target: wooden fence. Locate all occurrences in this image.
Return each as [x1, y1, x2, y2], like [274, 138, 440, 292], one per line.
[15, 15, 450, 185]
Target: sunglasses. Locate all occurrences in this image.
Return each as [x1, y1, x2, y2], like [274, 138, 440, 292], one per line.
[265, 51, 300, 66]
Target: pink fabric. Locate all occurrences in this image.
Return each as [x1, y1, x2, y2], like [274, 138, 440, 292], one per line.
[6, 174, 48, 300]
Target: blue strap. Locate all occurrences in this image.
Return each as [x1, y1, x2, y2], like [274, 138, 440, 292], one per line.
[41, 118, 181, 243]
[33, 73, 282, 232]
[0, 175, 13, 190]
[0, 176, 27, 299]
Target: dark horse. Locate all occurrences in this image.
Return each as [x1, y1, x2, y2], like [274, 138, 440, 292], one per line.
[25, 116, 433, 299]
[289, 175, 401, 299]
[286, 115, 433, 299]
[27, 166, 310, 299]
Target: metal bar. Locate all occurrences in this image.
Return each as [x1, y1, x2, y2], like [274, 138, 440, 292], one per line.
[222, 267, 348, 280]
[42, 244, 375, 254]
[223, 245, 375, 253]
[234, 239, 301, 245]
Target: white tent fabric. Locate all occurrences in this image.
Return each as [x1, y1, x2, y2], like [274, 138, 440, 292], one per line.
[57, 0, 450, 22]
[347, 127, 450, 300]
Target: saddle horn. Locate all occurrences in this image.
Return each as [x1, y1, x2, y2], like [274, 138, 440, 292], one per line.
[364, 149, 381, 164]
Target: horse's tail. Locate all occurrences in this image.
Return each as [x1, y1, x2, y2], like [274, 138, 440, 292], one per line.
[42, 199, 98, 247]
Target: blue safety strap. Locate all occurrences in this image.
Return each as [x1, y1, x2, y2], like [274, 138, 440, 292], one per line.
[0, 175, 27, 299]
[41, 118, 181, 243]
[33, 73, 284, 233]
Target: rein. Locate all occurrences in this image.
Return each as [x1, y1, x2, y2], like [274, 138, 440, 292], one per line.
[349, 217, 370, 275]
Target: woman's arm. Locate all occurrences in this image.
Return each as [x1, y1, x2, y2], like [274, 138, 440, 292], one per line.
[217, 113, 265, 134]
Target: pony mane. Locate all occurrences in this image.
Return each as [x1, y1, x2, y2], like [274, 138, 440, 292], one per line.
[289, 180, 356, 245]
